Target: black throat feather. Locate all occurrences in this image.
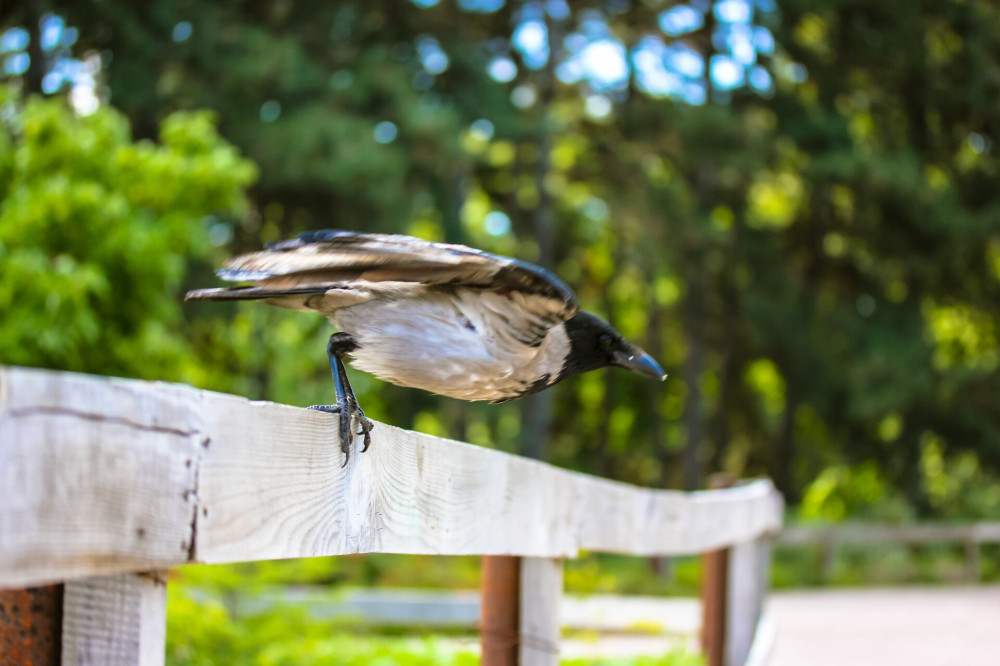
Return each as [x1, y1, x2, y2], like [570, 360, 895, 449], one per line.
[557, 312, 614, 382]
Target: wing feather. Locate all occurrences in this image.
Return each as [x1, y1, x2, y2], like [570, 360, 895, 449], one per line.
[186, 230, 579, 341]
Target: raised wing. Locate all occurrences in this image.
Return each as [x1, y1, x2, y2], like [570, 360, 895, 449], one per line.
[186, 230, 579, 333]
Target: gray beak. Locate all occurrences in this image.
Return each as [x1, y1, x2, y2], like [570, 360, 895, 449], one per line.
[613, 347, 667, 381]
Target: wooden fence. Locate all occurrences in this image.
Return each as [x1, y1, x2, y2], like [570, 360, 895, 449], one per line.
[0, 366, 783, 666]
[778, 522, 1000, 583]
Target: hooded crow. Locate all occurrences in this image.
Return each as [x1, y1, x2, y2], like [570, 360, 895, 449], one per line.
[186, 230, 666, 463]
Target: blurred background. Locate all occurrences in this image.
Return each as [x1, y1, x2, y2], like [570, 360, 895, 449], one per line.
[2, 0, 999, 664]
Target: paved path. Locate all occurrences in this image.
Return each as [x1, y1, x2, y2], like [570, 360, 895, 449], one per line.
[768, 586, 1000, 666]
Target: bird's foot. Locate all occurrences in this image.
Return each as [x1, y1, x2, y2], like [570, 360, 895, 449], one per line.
[307, 404, 342, 414]
[308, 401, 374, 466]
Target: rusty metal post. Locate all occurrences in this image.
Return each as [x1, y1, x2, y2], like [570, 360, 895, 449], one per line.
[0, 584, 63, 666]
[701, 474, 735, 666]
[481, 555, 521, 666]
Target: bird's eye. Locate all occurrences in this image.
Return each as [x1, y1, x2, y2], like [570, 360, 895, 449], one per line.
[599, 333, 612, 348]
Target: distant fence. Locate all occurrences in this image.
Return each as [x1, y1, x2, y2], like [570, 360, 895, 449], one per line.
[778, 522, 1000, 583]
[0, 366, 783, 666]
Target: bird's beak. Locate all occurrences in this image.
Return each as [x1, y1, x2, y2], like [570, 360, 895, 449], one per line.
[613, 346, 667, 381]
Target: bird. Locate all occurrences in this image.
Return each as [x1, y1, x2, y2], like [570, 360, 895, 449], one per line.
[186, 230, 666, 464]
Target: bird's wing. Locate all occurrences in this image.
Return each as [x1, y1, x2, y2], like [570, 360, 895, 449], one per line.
[186, 230, 578, 333]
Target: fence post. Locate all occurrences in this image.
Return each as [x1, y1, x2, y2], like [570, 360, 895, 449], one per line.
[481, 556, 562, 666]
[519, 558, 562, 666]
[820, 538, 836, 582]
[0, 584, 62, 666]
[726, 538, 770, 666]
[701, 473, 735, 666]
[482, 556, 521, 666]
[62, 571, 168, 666]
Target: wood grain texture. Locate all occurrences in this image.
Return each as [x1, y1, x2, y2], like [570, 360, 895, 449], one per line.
[519, 558, 562, 666]
[573, 475, 783, 556]
[0, 368, 202, 588]
[195, 393, 579, 562]
[1, 366, 783, 587]
[62, 571, 167, 666]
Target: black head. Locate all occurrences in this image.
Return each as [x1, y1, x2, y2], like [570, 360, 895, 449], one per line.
[559, 311, 667, 383]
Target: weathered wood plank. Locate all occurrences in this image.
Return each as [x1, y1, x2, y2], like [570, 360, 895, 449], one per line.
[519, 557, 562, 666]
[778, 522, 1000, 545]
[196, 393, 579, 561]
[0, 368, 201, 588]
[62, 571, 167, 666]
[1, 366, 783, 587]
[574, 475, 783, 556]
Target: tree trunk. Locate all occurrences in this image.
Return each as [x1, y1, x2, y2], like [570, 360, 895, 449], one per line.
[774, 389, 799, 502]
[681, 249, 706, 491]
[25, 4, 48, 95]
[710, 201, 744, 472]
[518, 10, 563, 461]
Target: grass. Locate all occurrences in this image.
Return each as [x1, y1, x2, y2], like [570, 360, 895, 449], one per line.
[166, 585, 703, 666]
[167, 538, 996, 664]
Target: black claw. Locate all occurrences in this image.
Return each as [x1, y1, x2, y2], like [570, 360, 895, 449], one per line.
[358, 416, 374, 452]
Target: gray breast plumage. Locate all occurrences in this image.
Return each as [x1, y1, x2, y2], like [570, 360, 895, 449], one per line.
[333, 288, 570, 402]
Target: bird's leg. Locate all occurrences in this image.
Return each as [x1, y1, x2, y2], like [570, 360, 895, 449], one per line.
[332, 342, 374, 452]
[308, 333, 374, 466]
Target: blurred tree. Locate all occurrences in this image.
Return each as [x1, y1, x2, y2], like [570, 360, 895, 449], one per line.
[0, 84, 256, 383]
[2, 0, 999, 517]
[755, 0, 1000, 508]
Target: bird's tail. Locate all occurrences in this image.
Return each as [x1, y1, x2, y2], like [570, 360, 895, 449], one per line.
[184, 285, 328, 302]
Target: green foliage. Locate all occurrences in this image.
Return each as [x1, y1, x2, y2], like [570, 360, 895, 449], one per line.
[0, 85, 256, 381]
[167, 570, 703, 666]
[176, 555, 482, 597]
[168, 589, 480, 666]
[565, 555, 702, 598]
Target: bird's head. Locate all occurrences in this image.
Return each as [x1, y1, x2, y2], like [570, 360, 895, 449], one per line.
[560, 311, 667, 382]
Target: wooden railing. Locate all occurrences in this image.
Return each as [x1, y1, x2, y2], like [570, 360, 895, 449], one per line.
[0, 366, 783, 666]
[778, 522, 1000, 583]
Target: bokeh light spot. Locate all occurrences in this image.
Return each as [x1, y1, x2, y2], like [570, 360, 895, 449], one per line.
[470, 118, 495, 141]
[0, 28, 30, 53]
[374, 121, 399, 144]
[172, 21, 193, 42]
[659, 6, 704, 36]
[484, 211, 511, 236]
[488, 57, 517, 82]
[511, 84, 537, 108]
[260, 100, 282, 123]
[585, 95, 613, 119]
